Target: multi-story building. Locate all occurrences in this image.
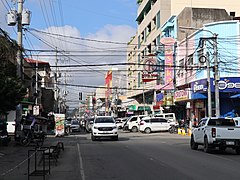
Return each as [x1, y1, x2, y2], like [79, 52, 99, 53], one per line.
[176, 19, 240, 122]
[127, 0, 240, 117]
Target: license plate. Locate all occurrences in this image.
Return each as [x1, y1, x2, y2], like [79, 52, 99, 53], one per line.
[226, 141, 235, 145]
[103, 131, 109, 134]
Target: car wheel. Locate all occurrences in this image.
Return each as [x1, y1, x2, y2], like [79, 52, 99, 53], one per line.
[112, 136, 118, 141]
[131, 126, 138, 132]
[219, 146, 226, 152]
[20, 137, 31, 146]
[144, 127, 151, 134]
[204, 137, 211, 153]
[91, 134, 96, 141]
[190, 135, 198, 150]
[235, 148, 240, 155]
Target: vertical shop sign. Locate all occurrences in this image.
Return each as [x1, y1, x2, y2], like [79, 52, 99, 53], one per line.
[54, 113, 65, 136]
[160, 37, 175, 90]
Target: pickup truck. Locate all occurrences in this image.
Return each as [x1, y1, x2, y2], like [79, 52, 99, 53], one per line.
[190, 117, 240, 154]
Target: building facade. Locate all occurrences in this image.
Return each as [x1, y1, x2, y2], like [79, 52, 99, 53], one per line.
[127, 0, 240, 118]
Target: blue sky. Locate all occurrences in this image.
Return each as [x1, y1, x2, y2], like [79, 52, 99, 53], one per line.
[0, 0, 139, 108]
[1, 0, 137, 41]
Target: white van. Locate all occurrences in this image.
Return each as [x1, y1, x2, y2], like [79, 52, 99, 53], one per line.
[124, 115, 148, 132]
[154, 113, 177, 124]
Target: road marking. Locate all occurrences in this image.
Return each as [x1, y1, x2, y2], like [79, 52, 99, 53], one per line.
[77, 143, 86, 180]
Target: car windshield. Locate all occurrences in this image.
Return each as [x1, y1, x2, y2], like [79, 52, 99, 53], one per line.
[71, 120, 79, 125]
[95, 117, 114, 123]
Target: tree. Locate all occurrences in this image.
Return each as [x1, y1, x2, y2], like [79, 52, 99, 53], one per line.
[0, 28, 27, 114]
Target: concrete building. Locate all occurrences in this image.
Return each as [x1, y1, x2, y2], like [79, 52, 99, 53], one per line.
[127, 0, 240, 116]
[176, 20, 240, 121]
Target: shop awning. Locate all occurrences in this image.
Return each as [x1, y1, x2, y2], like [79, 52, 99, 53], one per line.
[230, 94, 240, 98]
[128, 105, 137, 111]
[191, 93, 207, 100]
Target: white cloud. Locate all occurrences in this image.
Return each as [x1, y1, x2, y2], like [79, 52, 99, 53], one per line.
[31, 24, 136, 107]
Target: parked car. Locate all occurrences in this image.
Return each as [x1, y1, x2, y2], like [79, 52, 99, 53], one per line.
[85, 117, 94, 133]
[191, 117, 240, 154]
[139, 117, 172, 133]
[70, 120, 80, 132]
[91, 116, 118, 141]
[154, 113, 177, 125]
[123, 115, 147, 132]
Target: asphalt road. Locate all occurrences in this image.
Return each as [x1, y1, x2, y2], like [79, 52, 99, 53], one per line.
[77, 131, 240, 180]
[1, 131, 240, 180]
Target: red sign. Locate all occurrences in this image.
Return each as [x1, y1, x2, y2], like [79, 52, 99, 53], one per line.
[142, 73, 158, 82]
[164, 45, 174, 90]
[143, 58, 157, 73]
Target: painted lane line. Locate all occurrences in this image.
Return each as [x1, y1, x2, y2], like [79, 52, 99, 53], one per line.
[77, 143, 86, 180]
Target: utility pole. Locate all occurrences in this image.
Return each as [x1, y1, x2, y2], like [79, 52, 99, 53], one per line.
[55, 48, 59, 113]
[213, 34, 220, 117]
[206, 52, 212, 117]
[15, 0, 23, 125]
[17, 0, 23, 78]
[185, 32, 188, 84]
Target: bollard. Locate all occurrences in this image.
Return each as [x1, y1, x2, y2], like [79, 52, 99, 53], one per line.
[178, 128, 182, 135]
[182, 128, 186, 136]
[188, 129, 192, 136]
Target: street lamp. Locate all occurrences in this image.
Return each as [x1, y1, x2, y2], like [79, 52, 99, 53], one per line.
[179, 26, 220, 117]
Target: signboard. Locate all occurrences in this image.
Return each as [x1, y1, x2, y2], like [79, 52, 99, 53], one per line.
[156, 93, 164, 106]
[174, 89, 190, 102]
[160, 37, 176, 90]
[143, 58, 157, 73]
[54, 114, 65, 136]
[142, 73, 158, 82]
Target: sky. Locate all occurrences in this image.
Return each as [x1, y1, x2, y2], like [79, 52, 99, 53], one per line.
[0, 0, 138, 109]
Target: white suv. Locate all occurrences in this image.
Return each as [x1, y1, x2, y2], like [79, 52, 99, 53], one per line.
[123, 115, 147, 132]
[91, 116, 118, 141]
[139, 117, 171, 133]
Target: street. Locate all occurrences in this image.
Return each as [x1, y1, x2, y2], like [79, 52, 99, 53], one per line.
[1, 131, 240, 180]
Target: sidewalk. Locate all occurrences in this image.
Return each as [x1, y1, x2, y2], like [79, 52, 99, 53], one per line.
[0, 135, 81, 180]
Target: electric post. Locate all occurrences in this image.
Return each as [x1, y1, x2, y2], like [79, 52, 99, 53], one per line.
[16, 0, 23, 124]
[206, 52, 212, 117]
[17, 0, 23, 78]
[213, 34, 220, 117]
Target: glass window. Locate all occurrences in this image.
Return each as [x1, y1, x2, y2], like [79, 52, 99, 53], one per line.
[156, 11, 160, 29]
[208, 118, 235, 126]
[130, 117, 137, 122]
[138, 54, 141, 67]
[138, 72, 141, 88]
[95, 117, 114, 123]
[150, 118, 160, 123]
[159, 118, 168, 123]
[138, 35, 141, 49]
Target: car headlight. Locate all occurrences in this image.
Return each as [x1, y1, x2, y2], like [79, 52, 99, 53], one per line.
[93, 126, 98, 129]
[113, 125, 117, 129]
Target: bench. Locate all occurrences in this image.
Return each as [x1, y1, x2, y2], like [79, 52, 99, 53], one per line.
[43, 142, 64, 165]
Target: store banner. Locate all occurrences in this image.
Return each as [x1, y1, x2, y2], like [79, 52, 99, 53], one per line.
[174, 89, 190, 102]
[54, 114, 65, 136]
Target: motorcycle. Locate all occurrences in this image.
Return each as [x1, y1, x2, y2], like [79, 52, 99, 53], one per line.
[168, 124, 179, 134]
[0, 120, 10, 146]
[16, 115, 47, 147]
